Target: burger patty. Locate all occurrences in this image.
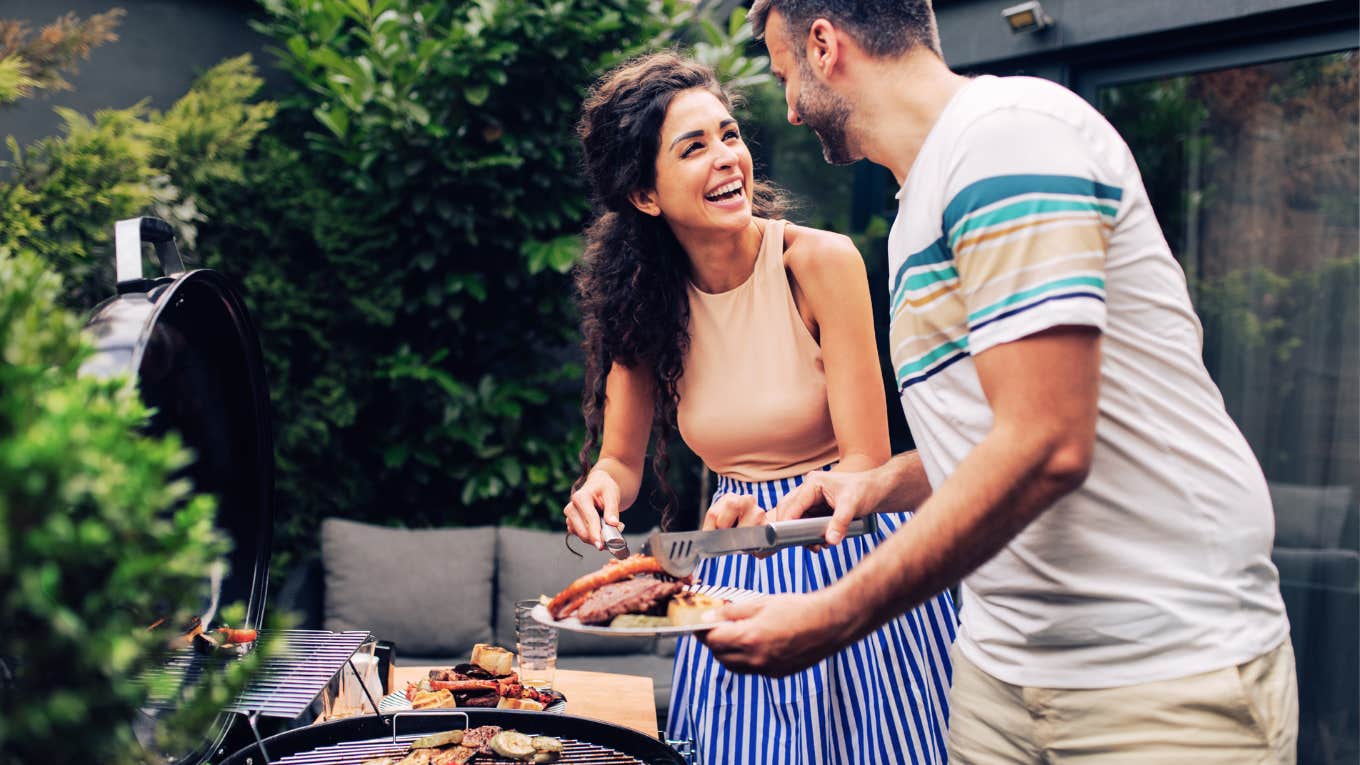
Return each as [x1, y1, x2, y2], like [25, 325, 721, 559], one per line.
[574, 576, 685, 625]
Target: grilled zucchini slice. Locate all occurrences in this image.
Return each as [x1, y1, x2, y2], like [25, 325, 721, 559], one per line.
[489, 730, 536, 760]
[410, 729, 464, 749]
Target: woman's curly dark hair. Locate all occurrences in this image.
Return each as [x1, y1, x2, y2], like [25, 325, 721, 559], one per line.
[574, 51, 785, 530]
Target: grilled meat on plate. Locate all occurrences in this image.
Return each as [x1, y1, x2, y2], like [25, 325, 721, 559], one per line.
[574, 576, 684, 625]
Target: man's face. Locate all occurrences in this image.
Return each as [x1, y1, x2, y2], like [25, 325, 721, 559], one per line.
[765, 10, 859, 166]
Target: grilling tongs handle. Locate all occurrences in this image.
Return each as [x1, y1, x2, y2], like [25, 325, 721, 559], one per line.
[115, 216, 186, 293]
[765, 514, 878, 549]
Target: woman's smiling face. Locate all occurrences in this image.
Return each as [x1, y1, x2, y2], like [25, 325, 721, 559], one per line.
[635, 88, 754, 235]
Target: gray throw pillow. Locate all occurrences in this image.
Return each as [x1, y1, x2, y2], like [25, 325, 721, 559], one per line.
[321, 518, 496, 657]
[1269, 482, 1353, 549]
[495, 526, 657, 656]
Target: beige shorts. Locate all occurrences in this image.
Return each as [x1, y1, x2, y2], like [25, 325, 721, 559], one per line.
[947, 639, 1298, 764]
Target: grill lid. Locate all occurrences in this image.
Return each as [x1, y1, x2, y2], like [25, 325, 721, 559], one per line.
[220, 710, 688, 765]
[84, 216, 275, 764]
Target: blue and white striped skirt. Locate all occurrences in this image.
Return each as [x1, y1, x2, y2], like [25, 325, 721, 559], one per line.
[667, 470, 957, 765]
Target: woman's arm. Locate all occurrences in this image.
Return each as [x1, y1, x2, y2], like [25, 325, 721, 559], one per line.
[563, 361, 656, 549]
[785, 227, 891, 473]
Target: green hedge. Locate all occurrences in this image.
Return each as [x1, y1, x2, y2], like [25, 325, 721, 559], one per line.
[184, 0, 689, 563]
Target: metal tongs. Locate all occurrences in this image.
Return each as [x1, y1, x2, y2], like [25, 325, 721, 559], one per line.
[601, 520, 630, 560]
[640, 515, 878, 578]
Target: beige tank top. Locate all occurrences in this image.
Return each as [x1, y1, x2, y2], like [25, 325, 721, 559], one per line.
[676, 219, 840, 481]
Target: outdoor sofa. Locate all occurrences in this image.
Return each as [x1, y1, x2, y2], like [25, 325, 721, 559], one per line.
[276, 518, 677, 725]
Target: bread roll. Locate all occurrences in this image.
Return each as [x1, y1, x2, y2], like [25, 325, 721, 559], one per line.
[666, 592, 725, 626]
[471, 643, 515, 676]
[497, 696, 546, 711]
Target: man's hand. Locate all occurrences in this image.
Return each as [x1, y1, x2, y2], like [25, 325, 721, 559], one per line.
[773, 468, 886, 544]
[699, 591, 852, 676]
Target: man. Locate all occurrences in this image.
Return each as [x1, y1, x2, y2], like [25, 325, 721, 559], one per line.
[699, 1, 1299, 762]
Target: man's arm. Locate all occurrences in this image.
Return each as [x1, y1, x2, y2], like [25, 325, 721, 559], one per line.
[830, 326, 1099, 640]
[703, 325, 1100, 674]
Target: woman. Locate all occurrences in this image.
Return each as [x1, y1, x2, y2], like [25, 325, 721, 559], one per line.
[563, 52, 955, 765]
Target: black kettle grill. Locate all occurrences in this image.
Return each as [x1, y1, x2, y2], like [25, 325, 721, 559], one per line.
[84, 215, 275, 764]
[221, 709, 688, 765]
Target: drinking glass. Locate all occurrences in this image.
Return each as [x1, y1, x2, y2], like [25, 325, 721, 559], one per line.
[324, 639, 380, 719]
[514, 599, 557, 691]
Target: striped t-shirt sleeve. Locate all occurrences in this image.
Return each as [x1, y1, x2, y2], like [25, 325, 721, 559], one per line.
[943, 110, 1123, 355]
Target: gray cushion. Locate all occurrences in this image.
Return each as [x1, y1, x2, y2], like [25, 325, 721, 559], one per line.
[655, 636, 678, 658]
[322, 518, 496, 658]
[1270, 482, 1353, 549]
[495, 526, 656, 656]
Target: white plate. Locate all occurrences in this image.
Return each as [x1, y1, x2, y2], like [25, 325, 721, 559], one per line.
[531, 583, 762, 636]
[378, 688, 566, 715]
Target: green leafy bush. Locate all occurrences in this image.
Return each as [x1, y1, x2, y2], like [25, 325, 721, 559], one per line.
[0, 12, 276, 760]
[1, 54, 275, 308]
[181, 0, 687, 560]
[0, 245, 248, 764]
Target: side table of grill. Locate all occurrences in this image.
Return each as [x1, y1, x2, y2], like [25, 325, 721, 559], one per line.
[392, 665, 658, 738]
[141, 629, 377, 763]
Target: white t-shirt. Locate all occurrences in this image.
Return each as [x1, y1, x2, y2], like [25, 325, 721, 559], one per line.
[888, 75, 1289, 688]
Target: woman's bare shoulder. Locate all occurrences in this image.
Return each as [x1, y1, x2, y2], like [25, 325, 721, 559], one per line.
[782, 223, 865, 281]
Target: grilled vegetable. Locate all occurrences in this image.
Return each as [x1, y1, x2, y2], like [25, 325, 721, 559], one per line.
[608, 614, 671, 629]
[217, 626, 258, 644]
[440, 747, 477, 765]
[531, 736, 563, 754]
[489, 731, 536, 760]
[395, 750, 436, 765]
[531, 753, 561, 764]
[410, 729, 465, 749]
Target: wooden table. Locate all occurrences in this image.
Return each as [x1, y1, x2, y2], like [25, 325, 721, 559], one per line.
[392, 665, 658, 738]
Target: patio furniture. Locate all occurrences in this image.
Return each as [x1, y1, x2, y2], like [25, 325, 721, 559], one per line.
[275, 518, 678, 723]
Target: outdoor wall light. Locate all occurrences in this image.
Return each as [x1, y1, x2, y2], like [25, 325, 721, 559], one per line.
[1002, 1, 1054, 34]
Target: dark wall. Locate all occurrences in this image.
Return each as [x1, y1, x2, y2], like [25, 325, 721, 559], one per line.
[0, 0, 277, 149]
[934, 0, 1351, 73]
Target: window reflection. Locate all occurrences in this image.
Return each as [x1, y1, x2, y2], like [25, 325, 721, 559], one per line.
[1100, 50, 1359, 765]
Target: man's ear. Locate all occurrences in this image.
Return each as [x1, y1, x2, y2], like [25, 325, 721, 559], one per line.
[629, 188, 662, 217]
[806, 18, 841, 79]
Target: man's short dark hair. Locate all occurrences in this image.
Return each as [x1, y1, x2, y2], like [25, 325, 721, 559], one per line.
[749, 0, 941, 59]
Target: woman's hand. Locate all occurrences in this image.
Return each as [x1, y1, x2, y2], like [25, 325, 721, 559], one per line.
[564, 469, 624, 550]
[702, 493, 768, 530]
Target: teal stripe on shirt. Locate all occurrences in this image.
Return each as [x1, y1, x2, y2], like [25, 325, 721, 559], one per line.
[943, 174, 1124, 240]
[891, 236, 951, 299]
[896, 336, 969, 384]
[948, 198, 1120, 250]
[968, 275, 1106, 325]
[891, 264, 960, 313]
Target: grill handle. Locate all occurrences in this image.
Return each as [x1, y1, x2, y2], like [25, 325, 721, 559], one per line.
[115, 216, 186, 293]
[391, 710, 469, 745]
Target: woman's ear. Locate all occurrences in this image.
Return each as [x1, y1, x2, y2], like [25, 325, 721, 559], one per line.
[629, 188, 662, 217]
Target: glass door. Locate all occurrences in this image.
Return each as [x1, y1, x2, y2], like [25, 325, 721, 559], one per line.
[1090, 46, 1358, 765]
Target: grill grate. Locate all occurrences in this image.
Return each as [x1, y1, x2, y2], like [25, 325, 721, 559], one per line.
[143, 629, 373, 719]
[267, 734, 645, 765]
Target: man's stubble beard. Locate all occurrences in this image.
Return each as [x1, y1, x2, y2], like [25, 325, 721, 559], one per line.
[795, 57, 858, 166]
